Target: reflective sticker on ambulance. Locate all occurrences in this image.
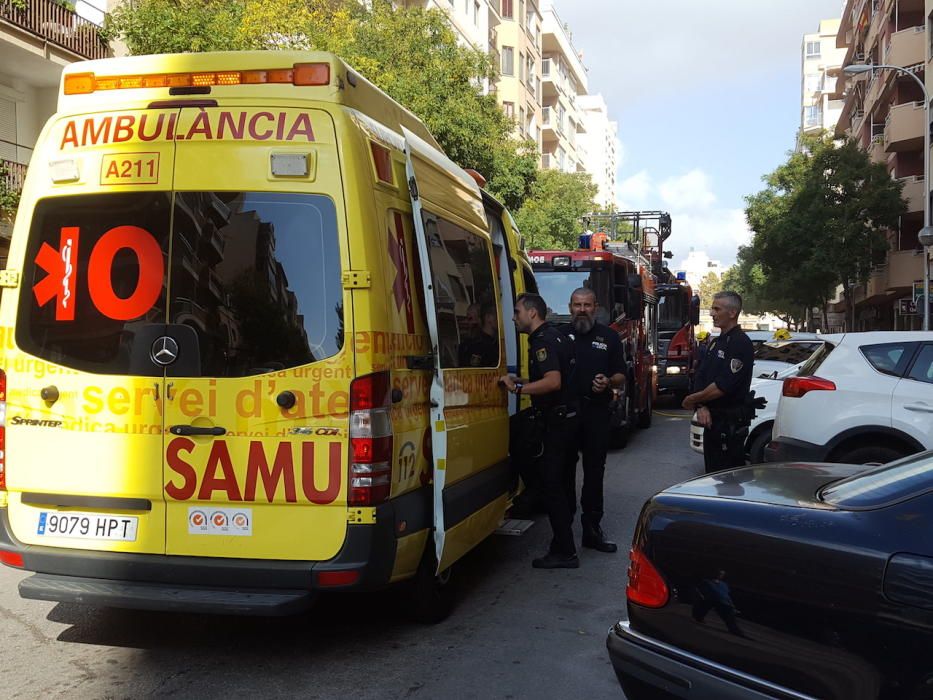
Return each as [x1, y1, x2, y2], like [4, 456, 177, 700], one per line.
[188, 507, 252, 536]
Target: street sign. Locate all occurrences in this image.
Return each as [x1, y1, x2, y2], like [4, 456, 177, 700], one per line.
[913, 280, 933, 304]
[899, 298, 918, 315]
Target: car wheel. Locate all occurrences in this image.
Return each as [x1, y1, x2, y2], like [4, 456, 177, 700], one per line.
[637, 391, 653, 429]
[833, 445, 909, 466]
[405, 542, 455, 624]
[746, 426, 772, 465]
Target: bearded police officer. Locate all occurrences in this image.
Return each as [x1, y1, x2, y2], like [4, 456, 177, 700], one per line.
[683, 291, 754, 474]
[559, 287, 624, 554]
[500, 293, 580, 569]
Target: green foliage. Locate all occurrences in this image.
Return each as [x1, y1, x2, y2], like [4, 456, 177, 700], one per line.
[514, 170, 598, 249]
[741, 133, 906, 320]
[102, 0, 538, 209]
[0, 163, 21, 221]
[697, 271, 722, 309]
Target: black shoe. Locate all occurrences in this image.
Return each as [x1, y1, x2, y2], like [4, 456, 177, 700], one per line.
[532, 553, 580, 569]
[582, 524, 618, 553]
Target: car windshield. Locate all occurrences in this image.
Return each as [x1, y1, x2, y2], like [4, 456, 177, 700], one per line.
[535, 269, 610, 323]
[821, 451, 933, 508]
[657, 292, 685, 331]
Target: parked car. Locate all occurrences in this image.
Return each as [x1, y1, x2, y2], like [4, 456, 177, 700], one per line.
[766, 331, 933, 465]
[608, 453, 933, 699]
[689, 337, 837, 463]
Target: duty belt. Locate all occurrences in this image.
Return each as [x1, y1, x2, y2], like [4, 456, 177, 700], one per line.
[536, 404, 578, 419]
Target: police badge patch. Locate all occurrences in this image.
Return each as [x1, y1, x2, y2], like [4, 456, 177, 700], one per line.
[536, 348, 548, 362]
[730, 358, 743, 373]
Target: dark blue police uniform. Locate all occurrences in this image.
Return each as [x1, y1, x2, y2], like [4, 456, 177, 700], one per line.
[694, 326, 754, 473]
[558, 322, 625, 533]
[527, 323, 578, 557]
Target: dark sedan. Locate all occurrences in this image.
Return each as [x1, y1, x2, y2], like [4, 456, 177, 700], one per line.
[607, 455, 933, 700]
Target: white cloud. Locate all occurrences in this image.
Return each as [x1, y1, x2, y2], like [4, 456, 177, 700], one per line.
[669, 209, 752, 270]
[658, 169, 716, 210]
[617, 170, 652, 208]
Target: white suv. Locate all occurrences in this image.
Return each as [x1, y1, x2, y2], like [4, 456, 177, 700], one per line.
[765, 331, 933, 465]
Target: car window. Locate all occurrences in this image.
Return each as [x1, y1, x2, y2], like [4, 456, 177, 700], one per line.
[754, 341, 823, 365]
[821, 451, 933, 508]
[861, 342, 913, 377]
[797, 341, 835, 377]
[906, 344, 933, 384]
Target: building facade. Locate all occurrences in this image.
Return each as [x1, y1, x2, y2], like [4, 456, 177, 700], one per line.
[800, 18, 846, 139]
[577, 93, 618, 207]
[538, 0, 586, 172]
[835, 0, 928, 331]
[0, 0, 111, 262]
[492, 0, 543, 151]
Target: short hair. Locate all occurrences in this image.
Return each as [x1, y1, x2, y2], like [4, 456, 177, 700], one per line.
[713, 291, 743, 313]
[516, 293, 547, 319]
[570, 287, 597, 303]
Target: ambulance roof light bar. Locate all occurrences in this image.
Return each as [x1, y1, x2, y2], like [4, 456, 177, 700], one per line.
[64, 62, 331, 95]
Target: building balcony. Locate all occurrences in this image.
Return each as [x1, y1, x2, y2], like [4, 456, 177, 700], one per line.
[863, 72, 887, 114]
[0, 0, 110, 60]
[883, 25, 925, 68]
[897, 175, 925, 213]
[884, 101, 924, 152]
[886, 248, 925, 292]
[869, 135, 888, 163]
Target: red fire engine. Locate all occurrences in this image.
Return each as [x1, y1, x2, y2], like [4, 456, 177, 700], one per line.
[655, 271, 700, 398]
[529, 212, 669, 443]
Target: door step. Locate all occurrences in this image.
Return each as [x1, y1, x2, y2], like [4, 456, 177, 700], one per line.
[495, 518, 535, 536]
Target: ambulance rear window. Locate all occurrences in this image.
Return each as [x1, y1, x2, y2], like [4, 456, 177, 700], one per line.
[18, 192, 343, 376]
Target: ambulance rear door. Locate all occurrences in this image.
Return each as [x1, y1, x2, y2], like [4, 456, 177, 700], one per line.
[402, 127, 510, 573]
[161, 106, 351, 561]
[6, 108, 180, 554]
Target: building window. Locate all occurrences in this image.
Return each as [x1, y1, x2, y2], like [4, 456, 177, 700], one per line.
[805, 40, 821, 58]
[503, 101, 515, 119]
[519, 106, 525, 127]
[501, 46, 514, 75]
[519, 51, 525, 83]
[804, 105, 822, 127]
[501, 0, 513, 19]
[805, 74, 821, 93]
[474, 0, 479, 25]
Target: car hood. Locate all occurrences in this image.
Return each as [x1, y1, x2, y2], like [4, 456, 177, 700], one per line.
[663, 462, 868, 508]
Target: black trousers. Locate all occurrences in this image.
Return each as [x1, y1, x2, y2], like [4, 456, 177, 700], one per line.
[563, 400, 611, 522]
[702, 419, 748, 474]
[538, 410, 579, 556]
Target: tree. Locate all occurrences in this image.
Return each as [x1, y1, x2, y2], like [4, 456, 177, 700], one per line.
[742, 133, 906, 325]
[103, 0, 539, 210]
[513, 170, 598, 249]
[697, 271, 722, 309]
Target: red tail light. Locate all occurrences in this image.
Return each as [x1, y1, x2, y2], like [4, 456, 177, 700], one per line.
[0, 551, 23, 568]
[0, 368, 6, 491]
[349, 372, 393, 506]
[627, 547, 669, 608]
[782, 376, 836, 398]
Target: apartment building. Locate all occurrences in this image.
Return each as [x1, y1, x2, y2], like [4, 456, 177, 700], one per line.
[835, 0, 928, 330]
[492, 0, 542, 149]
[800, 18, 847, 139]
[0, 0, 111, 260]
[577, 94, 618, 207]
[538, 0, 586, 172]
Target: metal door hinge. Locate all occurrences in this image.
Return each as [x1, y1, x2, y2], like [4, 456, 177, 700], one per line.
[342, 270, 371, 288]
[347, 508, 377, 524]
[0, 270, 20, 288]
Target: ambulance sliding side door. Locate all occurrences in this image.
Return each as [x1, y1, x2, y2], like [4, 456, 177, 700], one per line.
[403, 128, 510, 573]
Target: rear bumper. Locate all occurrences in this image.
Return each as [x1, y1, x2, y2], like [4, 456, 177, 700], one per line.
[657, 363, 690, 393]
[764, 437, 827, 463]
[0, 488, 429, 615]
[607, 621, 814, 700]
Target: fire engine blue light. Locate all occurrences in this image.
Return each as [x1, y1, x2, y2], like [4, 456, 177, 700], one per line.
[578, 233, 592, 249]
[676, 271, 687, 280]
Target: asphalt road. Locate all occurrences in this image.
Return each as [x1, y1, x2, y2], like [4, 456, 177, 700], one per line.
[0, 401, 701, 699]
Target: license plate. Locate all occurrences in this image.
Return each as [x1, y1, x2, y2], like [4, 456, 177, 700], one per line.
[36, 511, 138, 541]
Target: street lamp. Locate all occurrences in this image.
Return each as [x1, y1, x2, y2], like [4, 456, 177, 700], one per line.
[844, 63, 931, 330]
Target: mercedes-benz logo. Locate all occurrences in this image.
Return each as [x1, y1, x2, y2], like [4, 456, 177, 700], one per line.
[150, 336, 179, 366]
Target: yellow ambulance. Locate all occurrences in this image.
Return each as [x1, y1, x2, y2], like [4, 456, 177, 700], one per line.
[0, 51, 535, 620]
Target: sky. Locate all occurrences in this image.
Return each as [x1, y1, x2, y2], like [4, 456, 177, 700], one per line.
[555, 0, 845, 271]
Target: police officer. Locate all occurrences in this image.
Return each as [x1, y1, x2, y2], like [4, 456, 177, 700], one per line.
[559, 287, 624, 554]
[683, 291, 754, 474]
[500, 292, 579, 569]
